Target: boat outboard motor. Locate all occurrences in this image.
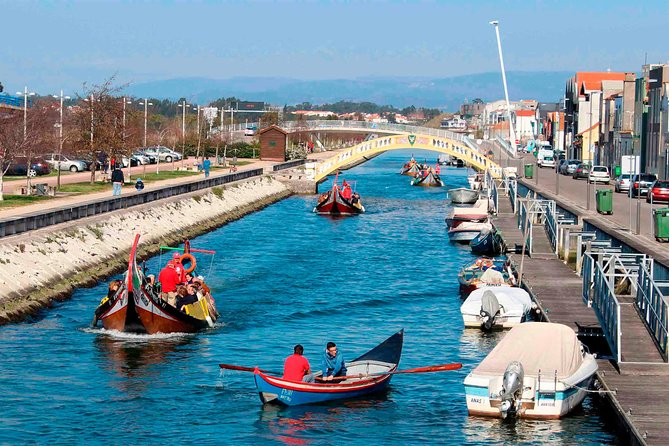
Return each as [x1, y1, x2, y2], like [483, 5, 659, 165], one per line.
[479, 290, 501, 330]
[500, 361, 524, 419]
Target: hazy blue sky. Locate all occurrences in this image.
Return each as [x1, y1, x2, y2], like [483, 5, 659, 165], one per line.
[1, 0, 667, 96]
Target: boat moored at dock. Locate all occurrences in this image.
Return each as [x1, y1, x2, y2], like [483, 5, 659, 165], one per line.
[464, 323, 598, 419]
[448, 187, 479, 204]
[460, 287, 533, 329]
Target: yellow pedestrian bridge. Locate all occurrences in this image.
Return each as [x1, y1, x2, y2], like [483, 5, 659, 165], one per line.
[279, 121, 503, 182]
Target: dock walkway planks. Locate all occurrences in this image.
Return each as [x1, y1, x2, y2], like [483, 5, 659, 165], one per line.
[493, 191, 669, 446]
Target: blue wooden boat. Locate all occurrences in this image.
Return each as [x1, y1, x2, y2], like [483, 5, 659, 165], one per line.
[253, 330, 404, 406]
[470, 227, 505, 256]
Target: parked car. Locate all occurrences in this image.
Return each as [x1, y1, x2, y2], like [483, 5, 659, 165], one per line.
[572, 163, 591, 180]
[3, 156, 52, 176]
[133, 149, 157, 164]
[130, 153, 151, 165]
[539, 156, 555, 168]
[144, 146, 182, 162]
[561, 159, 580, 175]
[614, 173, 633, 193]
[44, 153, 88, 172]
[120, 156, 140, 167]
[630, 173, 658, 196]
[556, 159, 568, 173]
[244, 126, 257, 136]
[588, 165, 610, 184]
[646, 180, 669, 203]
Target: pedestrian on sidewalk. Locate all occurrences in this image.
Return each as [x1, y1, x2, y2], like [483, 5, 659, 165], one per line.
[111, 166, 124, 196]
[203, 156, 211, 178]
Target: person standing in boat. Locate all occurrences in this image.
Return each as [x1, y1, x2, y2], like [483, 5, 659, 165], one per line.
[321, 342, 347, 381]
[158, 263, 179, 306]
[341, 180, 352, 200]
[167, 252, 186, 284]
[283, 345, 315, 383]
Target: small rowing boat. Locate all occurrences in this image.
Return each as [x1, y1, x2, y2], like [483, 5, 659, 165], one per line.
[470, 226, 506, 256]
[448, 188, 479, 204]
[457, 257, 516, 296]
[253, 330, 404, 406]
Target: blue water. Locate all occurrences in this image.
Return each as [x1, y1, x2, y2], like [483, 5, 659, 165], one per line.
[0, 150, 618, 445]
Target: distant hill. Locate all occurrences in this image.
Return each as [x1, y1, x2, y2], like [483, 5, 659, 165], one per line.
[124, 71, 572, 110]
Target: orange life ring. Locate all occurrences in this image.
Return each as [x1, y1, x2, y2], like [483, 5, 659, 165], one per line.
[179, 253, 197, 274]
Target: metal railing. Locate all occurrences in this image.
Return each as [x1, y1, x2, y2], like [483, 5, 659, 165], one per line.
[508, 177, 518, 212]
[636, 259, 669, 361]
[485, 170, 499, 214]
[280, 120, 467, 142]
[272, 159, 305, 171]
[589, 255, 623, 363]
[517, 198, 554, 254]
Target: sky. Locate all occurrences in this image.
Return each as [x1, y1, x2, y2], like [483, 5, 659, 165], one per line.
[1, 0, 667, 97]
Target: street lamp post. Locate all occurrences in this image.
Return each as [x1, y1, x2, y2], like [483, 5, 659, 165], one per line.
[52, 90, 71, 189]
[179, 100, 189, 169]
[489, 20, 518, 155]
[16, 86, 36, 140]
[138, 98, 153, 175]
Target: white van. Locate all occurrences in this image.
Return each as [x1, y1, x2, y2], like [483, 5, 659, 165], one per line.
[536, 145, 554, 167]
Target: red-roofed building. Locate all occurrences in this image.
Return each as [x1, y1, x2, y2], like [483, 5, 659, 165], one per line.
[565, 71, 628, 161]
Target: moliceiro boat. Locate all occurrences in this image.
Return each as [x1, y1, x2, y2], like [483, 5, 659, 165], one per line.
[313, 177, 364, 215]
[400, 158, 421, 176]
[93, 234, 218, 334]
[448, 187, 479, 205]
[460, 287, 533, 330]
[464, 323, 598, 419]
[254, 330, 404, 406]
[410, 168, 445, 187]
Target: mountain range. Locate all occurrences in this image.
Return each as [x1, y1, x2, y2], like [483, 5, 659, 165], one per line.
[124, 71, 572, 110]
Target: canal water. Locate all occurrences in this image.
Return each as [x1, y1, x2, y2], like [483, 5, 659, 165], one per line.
[0, 150, 619, 445]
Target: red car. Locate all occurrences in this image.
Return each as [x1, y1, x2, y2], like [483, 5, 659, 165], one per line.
[646, 180, 669, 203]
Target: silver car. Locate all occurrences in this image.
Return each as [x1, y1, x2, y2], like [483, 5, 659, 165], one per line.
[614, 173, 632, 193]
[144, 146, 183, 162]
[44, 153, 88, 172]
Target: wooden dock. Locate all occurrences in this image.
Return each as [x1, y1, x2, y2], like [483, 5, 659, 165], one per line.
[494, 193, 669, 446]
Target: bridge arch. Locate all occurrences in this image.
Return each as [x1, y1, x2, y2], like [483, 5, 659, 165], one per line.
[305, 133, 503, 182]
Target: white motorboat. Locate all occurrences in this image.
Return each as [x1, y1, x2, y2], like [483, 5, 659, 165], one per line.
[448, 221, 491, 243]
[460, 287, 533, 330]
[464, 323, 598, 419]
[448, 187, 479, 204]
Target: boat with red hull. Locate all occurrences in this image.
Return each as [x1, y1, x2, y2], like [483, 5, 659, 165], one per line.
[253, 330, 404, 406]
[313, 178, 364, 216]
[94, 234, 216, 334]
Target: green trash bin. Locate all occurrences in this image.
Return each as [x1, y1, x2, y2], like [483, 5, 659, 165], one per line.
[653, 208, 669, 242]
[596, 189, 613, 215]
[614, 165, 622, 177]
[524, 163, 533, 179]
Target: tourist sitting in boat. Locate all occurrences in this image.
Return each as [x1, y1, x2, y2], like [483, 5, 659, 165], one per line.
[351, 192, 363, 209]
[193, 275, 219, 319]
[283, 344, 315, 383]
[317, 192, 329, 204]
[184, 272, 195, 285]
[320, 342, 347, 381]
[158, 262, 180, 306]
[176, 285, 198, 312]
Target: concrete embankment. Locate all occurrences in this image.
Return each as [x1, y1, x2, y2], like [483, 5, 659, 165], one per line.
[0, 176, 291, 325]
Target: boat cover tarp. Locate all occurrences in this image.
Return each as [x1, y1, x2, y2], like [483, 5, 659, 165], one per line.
[473, 323, 583, 379]
[479, 268, 505, 284]
[460, 287, 532, 317]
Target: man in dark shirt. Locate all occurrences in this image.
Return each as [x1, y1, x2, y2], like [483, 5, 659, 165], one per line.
[111, 166, 124, 196]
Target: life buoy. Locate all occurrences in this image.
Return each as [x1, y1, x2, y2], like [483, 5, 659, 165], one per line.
[180, 253, 197, 273]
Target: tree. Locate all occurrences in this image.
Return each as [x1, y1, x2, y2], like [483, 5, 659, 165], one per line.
[0, 101, 55, 199]
[259, 111, 278, 128]
[70, 78, 126, 183]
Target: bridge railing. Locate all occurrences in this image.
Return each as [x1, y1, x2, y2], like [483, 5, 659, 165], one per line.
[280, 120, 467, 142]
[508, 177, 518, 212]
[636, 259, 669, 362]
